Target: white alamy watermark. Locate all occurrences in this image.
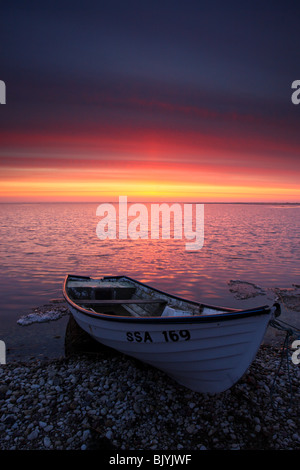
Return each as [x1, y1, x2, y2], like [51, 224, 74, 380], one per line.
[291, 340, 300, 365]
[96, 196, 204, 250]
[291, 80, 300, 105]
[0, 80, 6, 104]
[0, 340, 6, 364]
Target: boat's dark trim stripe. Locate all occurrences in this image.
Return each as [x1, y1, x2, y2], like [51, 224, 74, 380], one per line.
[69, 306, 271, 324]
[63, 274, 274, 324]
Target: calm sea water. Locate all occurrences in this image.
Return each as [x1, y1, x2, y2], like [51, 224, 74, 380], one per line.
[0, 203, 299, 361]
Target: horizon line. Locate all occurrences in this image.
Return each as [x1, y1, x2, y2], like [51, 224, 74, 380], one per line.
[1, 201, 300, 205]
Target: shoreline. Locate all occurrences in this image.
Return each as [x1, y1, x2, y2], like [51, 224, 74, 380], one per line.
[0, 341, 299, 451]
[1, 281, 299, 452]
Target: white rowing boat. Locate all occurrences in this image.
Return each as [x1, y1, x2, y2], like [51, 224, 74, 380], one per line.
[63, 274, 281, 393]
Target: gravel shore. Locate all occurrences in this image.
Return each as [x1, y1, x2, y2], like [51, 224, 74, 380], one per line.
[0, 327, 299, 451]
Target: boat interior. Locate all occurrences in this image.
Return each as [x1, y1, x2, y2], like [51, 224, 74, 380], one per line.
[66, 277, 203, 317]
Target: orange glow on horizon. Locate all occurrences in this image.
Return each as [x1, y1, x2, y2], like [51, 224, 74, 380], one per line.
[1, 174, 300, 203]
[0, 127, 299, 203]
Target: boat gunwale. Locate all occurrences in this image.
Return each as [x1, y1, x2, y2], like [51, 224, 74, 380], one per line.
[62, 274, 274, 324]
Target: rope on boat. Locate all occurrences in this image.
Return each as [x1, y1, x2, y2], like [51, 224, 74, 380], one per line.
[269, 316, 300, 412]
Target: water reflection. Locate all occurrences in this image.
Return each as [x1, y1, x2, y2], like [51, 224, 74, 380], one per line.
[0, 203, 299, 359]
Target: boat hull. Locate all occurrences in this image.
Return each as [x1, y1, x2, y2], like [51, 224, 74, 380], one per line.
[63, 275, 276, 393]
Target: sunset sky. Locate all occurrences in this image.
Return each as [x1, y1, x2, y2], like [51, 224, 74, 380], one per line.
[0, 1, 299, 202]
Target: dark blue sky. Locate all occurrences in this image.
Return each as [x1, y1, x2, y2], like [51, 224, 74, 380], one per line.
[2, 1, 299, 98]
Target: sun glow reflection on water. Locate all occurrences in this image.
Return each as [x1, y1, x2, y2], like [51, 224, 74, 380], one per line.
[0, 202, 299, 359]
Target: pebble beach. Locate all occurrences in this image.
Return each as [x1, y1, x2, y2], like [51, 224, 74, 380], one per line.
[0, 323, 299, 452]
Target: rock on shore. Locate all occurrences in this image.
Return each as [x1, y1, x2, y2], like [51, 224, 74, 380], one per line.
[0, 344, 299, 451]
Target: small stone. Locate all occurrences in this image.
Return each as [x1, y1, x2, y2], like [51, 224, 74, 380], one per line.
[44, 425, 53, 432]
[44, 436, 51, 448]
[133, 402, 142, 414]
[231, 444, 240, 450]
[27, 429, 39, 440]
[82, 430, 90, 441]
[186, 424, 196, 434]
